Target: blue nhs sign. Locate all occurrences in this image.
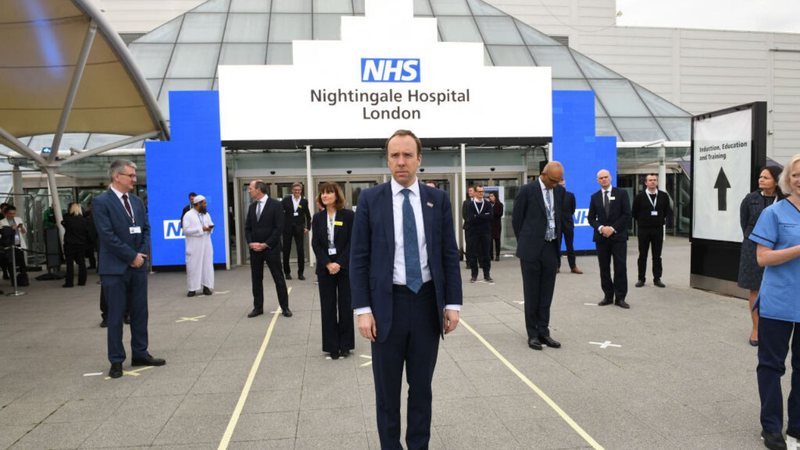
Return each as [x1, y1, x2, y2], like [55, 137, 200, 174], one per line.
[361, 58, 420, 82]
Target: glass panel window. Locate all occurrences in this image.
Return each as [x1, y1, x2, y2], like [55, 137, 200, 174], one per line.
[634, 85, 690, 117]
[314, 14, 342, 40]
[194, 0, 229, 12]
[269, 14, 312, 42]
[167, 44, 221, 78]
[86, 134, 129, 150]
[178, 13, 226, 43]
[129, 44, 173, 78]
[475, 16, 522, 45]
[146, 79, 163, 98]
[467, 0, 504, 15]
[431, 0, 471, 15]
[219, 43, 267, 65]
[529, 46, 582, 78]
[413, 0, 433, 16]
[313, 0, 351, 13]
[267, 43, 293, 64]
[571, 51, 621, 79]
[159, 79, 214, 118]
[135, 18, 181, 43]
[230, 0, 271, 12]
[589, 79, 650, 117]
[437, 17, 481, 42]
[551, 78, 590, 91]
[517, 21, 559, 45]
[487, 45, 532, 66]
[614, 117, 667, 141]
[224, 13, 269, 42]
[657, 118, 691, 141]
[595, 118, 619, 137]
[272, 0, 311, 13]
[353, 0, 365, 14]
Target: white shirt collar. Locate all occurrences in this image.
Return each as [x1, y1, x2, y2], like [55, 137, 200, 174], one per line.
[109, 186, 128, 199]
[538, 177, 548, 191]
[646, 188, 658, 195]
[391, 177, 419, 197]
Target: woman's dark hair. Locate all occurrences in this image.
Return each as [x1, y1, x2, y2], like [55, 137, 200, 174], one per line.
[760, 166, 784, 198]
[316, 182, 345, 210]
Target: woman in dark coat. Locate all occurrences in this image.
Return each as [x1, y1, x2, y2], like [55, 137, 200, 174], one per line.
[739, 166, 784, 346]
[61, 202, 91, 287]
[311, 182, 355, 360]
[489, 192, 503, 261]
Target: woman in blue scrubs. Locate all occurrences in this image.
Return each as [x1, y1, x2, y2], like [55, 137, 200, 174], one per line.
[749, 153, 800, 450]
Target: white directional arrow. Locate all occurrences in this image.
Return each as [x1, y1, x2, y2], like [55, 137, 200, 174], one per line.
[514, 301, 524, 305]
[176, 315, 206, 323]
[589, 340, 621, 349]
[583, 303, 598, 306]
[359, 354, 372, 367]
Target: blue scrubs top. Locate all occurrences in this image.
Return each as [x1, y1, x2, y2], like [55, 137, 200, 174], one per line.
[749, 199, 800, 322]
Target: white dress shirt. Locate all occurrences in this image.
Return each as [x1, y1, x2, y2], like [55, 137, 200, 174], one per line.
[110, 186, 135, 223]
[598, 187, 615, 233]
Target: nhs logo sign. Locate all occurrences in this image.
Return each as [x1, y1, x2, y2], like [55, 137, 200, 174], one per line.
[163, 220, 185, 240]
[361, 58, 420, 82]
[573, 209, 590, 227]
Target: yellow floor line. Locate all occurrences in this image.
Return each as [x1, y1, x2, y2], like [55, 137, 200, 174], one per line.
[459, 318, 604, 450]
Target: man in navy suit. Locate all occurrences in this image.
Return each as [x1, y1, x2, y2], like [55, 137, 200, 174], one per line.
[512, 162, 565, 351]
[93, 160, 165, 379]
[245, 180, 291, 318]
[588, 169, 632, 309]
[351, 130, 462, 450]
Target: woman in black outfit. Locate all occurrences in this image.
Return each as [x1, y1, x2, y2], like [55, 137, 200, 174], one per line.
[489, 192, 503, 261]
[62, 202, 90, 287]
[738, 166, 784, 346]
[311, 182, 355, 360]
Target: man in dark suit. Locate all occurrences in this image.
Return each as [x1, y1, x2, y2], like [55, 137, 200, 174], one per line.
[351, 130, 462, 449]
[464, 185, 494, 282]
[246, 180, 291, 318]
[181, 192, 196, 221]
[92, 160, 165, 379]
[558, 179, 583, 274]
[588, 169, 632, 309]
[512, 162, 565, 351]
[281, 182, 311, 280]
[461, 185, 475, 268]
[631, 173, 673, 288]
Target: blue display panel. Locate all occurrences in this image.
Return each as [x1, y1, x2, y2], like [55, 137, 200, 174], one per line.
[145, 91, 227, 267]
[552, 90, 617, 252]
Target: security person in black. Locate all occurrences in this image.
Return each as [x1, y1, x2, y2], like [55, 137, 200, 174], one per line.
[464, 185, 494, 283]
[631, 173, 673, 288]
[281, 182, 312, 280]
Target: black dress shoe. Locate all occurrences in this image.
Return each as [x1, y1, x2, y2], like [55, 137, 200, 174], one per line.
[109, 362, 123, 379]
[100, 320, 107, 328]
[635, 280, 645, 288]
[653, 279, 666, 288]
[282, 308, 293, 317]
[187, 291, 196, 297]
[484, 276, 494, 283]
[470, 277, 477, 283]
[247, 309, 264, 318]
[329, 351, 339, 360]
[285, 274, 292, 280]
[62, 284, 73, 288]
[131, 354, 166, 367]
[298, 274, 305, 280]
[123, 316, 131, 325]
[202, 286, 212, 295]
[339, 349, 350, 358]
[598, 298, 613, 306]
[528, 338, 543, 350]
[762, 431, 787, 450]
[539, 335, 561, 348]
[616, 300, 631, 309]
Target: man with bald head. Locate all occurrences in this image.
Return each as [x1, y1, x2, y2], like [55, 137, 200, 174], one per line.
[588, 169, 631, 309]
[512, 161, 565, 350]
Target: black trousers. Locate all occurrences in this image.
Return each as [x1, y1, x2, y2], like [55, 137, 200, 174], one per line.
[4, 247, 27, 274]
[520, 241, 558, 339]
[490, 236, 501, 259]
[467, 232, 491, 278]
[282, 224, 305, 276]
[558, 225, 576, 269]
[317, 269, 354, 354]
[758, 317, 800, 434]
[372, 282, 439, 450]
[596, 239, 628, 301]
[64, 246, 87, 286]
[637, 227, 664, 281]
[251, 250, 289, 312]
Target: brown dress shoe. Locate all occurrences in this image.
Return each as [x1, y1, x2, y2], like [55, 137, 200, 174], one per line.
[570, 267, 583, 274]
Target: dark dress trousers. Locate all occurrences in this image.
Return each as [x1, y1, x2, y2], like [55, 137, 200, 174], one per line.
[490, 200, 504, 259]
[311, 208, 355, 355]
[559, 190, 577, 269]
[512, 180, 564, 340]
[350, 181, 462, 450]
[93, 189, 151, 364]
[281, 196, 312, 276]
[588, 187, 631, 302]
[464, 200, 493, 278]
[62, 213, 90, 286]
[245, 197, 289, 312]
[631, 190, 673, 282]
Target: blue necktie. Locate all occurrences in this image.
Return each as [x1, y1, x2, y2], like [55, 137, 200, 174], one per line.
[401, 189, 423, 293]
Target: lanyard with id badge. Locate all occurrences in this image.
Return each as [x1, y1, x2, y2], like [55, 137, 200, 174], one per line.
[647, 192, 659, 217]
[123, 196, 142, 235]
[327, 214, 341, 256]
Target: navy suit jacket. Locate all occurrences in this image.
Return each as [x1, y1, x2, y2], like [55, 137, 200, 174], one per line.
[245, 197, 284, 255]
[311, 208, 354, 275]
[349, 181, 462, 343]
[93, 189, 150, 275]
[588, 187, 631, 242]
[512, 180, 564, 262]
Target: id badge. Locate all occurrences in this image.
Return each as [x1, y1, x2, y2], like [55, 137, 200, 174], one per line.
[293, 212, 299, 216]
[129, 226, 142, 234]
[609, 196, 615, 201]
[328, 248, 337, 255]
[548, 218, 555, 229]
[650, 211, 658, 216]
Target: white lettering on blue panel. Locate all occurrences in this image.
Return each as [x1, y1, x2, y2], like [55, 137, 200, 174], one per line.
[361, 58, 420, 82]
[164, 220, 185, 239]
[573, 209, 589, 227]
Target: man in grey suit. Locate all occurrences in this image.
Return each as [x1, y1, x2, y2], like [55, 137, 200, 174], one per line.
[93, 160, 165, 379]
[512, 161, 565, 351]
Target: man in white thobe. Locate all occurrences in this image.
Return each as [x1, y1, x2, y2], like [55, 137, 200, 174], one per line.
[183, 195, 214, 297]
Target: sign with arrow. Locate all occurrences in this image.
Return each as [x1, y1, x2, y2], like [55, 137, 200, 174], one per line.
[692, 108, 752, 243]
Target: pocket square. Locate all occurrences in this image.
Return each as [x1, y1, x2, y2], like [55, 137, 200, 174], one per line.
[426, 202, 434, 208]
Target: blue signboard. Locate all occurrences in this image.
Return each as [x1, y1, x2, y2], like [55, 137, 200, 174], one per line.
[145, 91, 227, 267]
[552, 90, 617, 252]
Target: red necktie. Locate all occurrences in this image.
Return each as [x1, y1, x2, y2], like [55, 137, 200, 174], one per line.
[122, 194, 133, 219]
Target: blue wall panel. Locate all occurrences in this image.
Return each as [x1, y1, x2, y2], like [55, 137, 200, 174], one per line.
[145, 91, 227, 267]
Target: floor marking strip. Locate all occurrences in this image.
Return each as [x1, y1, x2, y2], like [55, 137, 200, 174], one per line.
[459, 318, 604, 450]
[218, 286, 290, 449]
